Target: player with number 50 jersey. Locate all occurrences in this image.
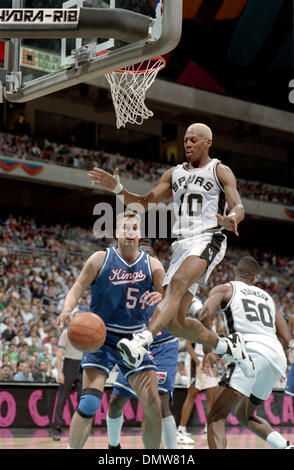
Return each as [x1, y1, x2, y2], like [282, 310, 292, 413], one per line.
[221, 280, 286, 378]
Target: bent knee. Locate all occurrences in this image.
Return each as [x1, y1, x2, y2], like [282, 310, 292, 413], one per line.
[77, 388, 102, 418]
[109, 394, 127, 418]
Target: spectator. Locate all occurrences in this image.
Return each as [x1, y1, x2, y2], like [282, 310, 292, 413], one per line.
[1, 353, 11, 365]
[2, 342, 18, 365]
[32, 359, 56, 383]
[1, 319, 17, 343]
[16, 333, 28, 348]
[18, 347, 29, 363]
[26, 330, 42, 350]
[13, 361, 33, 382]
[31, 141, 42, 158]
[0, 363, 14, 381]
[28, 355, 40, 380]
[20, 302, 34, 323]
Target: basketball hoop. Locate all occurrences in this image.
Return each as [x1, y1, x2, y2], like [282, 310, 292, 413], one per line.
[105, 56, 166, 129]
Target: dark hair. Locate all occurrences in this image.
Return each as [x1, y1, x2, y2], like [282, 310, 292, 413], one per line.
[2, 363, 11, 369]
[236, 257, 260, 276]
[139, 244, 155, 257]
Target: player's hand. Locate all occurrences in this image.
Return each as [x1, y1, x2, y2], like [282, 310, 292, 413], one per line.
[56, 311, 71, 334]
[88, 167, 123, 194]
[216, 213, 239, 236]
[144, 291, 163, 306]
[202, 352, 218, 377]
[57, 372, 64, 385]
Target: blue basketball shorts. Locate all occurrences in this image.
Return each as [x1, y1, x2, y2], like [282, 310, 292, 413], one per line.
[112, 339, 179, 402]
[285, 362, 294, 397]
[79, 331, 156, 381]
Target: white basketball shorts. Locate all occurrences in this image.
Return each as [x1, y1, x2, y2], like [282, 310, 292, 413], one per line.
[185, 354, 219, 390]
[162, 231, 227, 296]
[219, 350, 284, 401]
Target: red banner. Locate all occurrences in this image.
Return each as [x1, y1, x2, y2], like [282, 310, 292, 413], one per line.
[0, 158, 44, 175]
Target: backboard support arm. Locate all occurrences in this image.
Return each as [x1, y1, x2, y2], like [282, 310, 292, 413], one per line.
[0, 8, 151, 43]
[3, 0, 183, 103]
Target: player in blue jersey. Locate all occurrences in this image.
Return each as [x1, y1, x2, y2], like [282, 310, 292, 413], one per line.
[56, 211, 168, 449]
[107, 244, 183, 449]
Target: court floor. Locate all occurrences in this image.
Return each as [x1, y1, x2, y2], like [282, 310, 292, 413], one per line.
[1, 426, 293, 449]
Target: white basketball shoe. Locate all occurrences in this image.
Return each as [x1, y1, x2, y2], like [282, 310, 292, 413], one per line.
[285, 442, 294, 449]
[176, 429, 194, 445]
[220, 332, 255, 378]
[117, 332, 149, 368]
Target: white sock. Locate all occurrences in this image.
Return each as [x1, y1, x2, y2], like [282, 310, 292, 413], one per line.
[266, 431, 288, 449]
[188, 297, 203, 317]
[107, 413, 124, 447]
[213, 338, 227, 355]
[162, 415, 178, 449]
[139, 330, 153, 347]
[178, 425, 187, 433]
[67, 445, 75, 449]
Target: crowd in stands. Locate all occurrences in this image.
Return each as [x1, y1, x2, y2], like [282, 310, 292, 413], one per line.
[238, 179, 294, 207]
[1, 131, 294, 206]
[0, 214, 293, 385]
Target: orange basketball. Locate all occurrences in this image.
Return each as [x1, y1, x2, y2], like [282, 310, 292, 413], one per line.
[67, 312, 106, 352]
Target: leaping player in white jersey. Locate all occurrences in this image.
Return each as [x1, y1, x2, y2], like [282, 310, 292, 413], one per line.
[200, 256, 294, 449]
[88, 123, 254, 378]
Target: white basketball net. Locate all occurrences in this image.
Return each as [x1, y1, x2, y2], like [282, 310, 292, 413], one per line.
[105, 56, 166, 129]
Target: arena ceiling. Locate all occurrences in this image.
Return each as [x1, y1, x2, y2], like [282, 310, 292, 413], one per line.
[160, 0, 293, 112]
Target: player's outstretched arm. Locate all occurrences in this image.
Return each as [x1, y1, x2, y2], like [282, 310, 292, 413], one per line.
[88, 167, 173, 212]
[216, 164, 245, 236]
[198, 283, 232, 358]
[198, 283, 232, 325]
[275, 309, 293, 349]
[56, 251, 106, 333]
[199, 284, 230, 375]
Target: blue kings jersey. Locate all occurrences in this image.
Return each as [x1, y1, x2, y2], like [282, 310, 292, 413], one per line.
[90, 247, 174, 345]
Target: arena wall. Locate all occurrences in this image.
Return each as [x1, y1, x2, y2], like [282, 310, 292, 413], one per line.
[0, 384, 293, 429]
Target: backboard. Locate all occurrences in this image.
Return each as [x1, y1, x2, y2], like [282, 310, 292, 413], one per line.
[0, 0, 183, 103]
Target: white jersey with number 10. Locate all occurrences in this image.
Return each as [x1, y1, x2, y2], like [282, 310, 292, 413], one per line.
[171, 159, 226, 238]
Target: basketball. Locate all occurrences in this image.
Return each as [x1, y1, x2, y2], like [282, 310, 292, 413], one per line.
[67, 312, 106, 352]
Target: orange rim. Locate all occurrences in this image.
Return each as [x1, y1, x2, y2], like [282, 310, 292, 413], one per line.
[96, 50, 166, 74]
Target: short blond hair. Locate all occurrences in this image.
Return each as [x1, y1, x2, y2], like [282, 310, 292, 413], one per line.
[188, 123, 213, 141]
